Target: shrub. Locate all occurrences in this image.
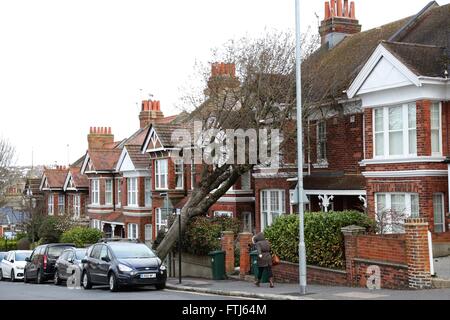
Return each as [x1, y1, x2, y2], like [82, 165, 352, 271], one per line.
[15, 232, 28, 241]
[38, 216, 74, 244]
[0, 240, 17, 251]
[264, 211, 375, 270]
[60, 227, 103, 247]
[17, 238, 31, 250]
[182, 216, 240, 256]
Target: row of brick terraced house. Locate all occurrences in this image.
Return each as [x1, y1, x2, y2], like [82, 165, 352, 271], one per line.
[34, 1, 450, 256]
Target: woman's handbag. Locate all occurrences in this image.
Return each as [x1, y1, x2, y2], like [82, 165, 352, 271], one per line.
[272, 253, 281, 266]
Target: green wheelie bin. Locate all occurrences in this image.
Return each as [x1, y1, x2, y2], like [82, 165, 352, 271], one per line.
[208, 250, 226, 280]
[250, 250, 269, 283]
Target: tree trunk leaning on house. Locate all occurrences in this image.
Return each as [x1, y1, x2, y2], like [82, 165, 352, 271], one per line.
[0, 138, 17, 207]
[155, 31, 322, 261]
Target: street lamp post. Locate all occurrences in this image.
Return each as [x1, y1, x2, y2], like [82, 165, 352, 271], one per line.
[295, 0, 307, 295]
[176, 208, 182, 284]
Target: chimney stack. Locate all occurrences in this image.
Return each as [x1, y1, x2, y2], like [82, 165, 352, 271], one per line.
[87, 126, 114, 150]
[139, 100, 164, 128]
[319, 0, 361, 49]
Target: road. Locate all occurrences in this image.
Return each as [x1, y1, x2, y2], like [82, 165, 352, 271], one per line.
[0, 279, 250, 300]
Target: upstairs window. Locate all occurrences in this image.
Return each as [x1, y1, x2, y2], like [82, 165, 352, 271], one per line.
[373, 103, 417, 158]
[127, 177, 138, 207]
[144, 177, 152, 207]
[175, 159, 184, 190]
[241, 171, 251, 190]
[48, 194, 54, 215]
[58, 194, 65, 215]
[73, 194, 80, 219]
[431, 102, 442, 155]
[190, 160, 196, 190]
[317, 121, 327, 162]
[155, 159, 168, 190]
[105, 179, 113, 205]
[91, 179, 99, 205]
[116, 178, 121, 206]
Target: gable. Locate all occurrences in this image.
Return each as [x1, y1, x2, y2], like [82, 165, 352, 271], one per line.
[358, 57, 414, 94]
[143, 127, 165, 152]
[116, 147, 136, 172]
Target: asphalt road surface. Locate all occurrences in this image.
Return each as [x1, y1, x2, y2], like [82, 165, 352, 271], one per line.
[0, 279, 249, 300]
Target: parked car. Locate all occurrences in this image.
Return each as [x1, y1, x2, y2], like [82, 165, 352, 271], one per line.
[0, 252, 7, 262]
[24, 243, 75, 284]
[0, 250, 32, 281]
[54, 248, 87, 285]
[81, 242, 167, 292]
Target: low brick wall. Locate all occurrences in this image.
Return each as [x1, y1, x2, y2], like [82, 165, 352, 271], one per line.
[273, 261, 347, 286]
[354, 259, 408, 289]
[355, 234, 407, 264]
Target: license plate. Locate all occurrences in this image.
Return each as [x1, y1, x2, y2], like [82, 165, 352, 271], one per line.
[140, 273, 156, 279]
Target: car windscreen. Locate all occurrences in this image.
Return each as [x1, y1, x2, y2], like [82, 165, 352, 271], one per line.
[48, 246, 73, 258]
[75, 249, 87, 260]
[15, 252, 31, 261]
[110, 244, 156, 259]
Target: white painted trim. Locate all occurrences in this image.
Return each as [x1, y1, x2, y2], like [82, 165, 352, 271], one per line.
[123, 212, 152, 217]
[142, 126, 166, 153]
[217, 196, 255, 203]
[225, 190, 254, 195]
[347, 43, 421, 99]
[363, 170, 448, 178]
[115, 146, 130, 172]
[304, 190, 366, 196]
[121, 170, 151, 178]
[101, 221, 125, 226]
[360, 156, 446, 166]
[87, 209, 114, 214]
[80, 152, 90, 174]
[122, 206, 152, 211]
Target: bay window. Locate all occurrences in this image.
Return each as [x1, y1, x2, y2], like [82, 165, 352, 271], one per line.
[373, 103, 417, 158]
[155, 159, 168, 190]
[260, 190, 285, 231]
[91, 179, 99, 205]
[375, 193, 419, 234]
[127, 223, 138, 240]
[433, 193, 445, 233]
[317, 121, 327, 162]
[431, 102, 442, 155]
[145, 177, 151, 207]
[48, 194, 54, 215]
[127, 177, 138, 207]
[175, 159, 184, 189]
[105, 179, 113, 205]
[116, 178, 121, 206]
[58, 194, 65, 215]
[155, 208, 169, 237]
[73, 194, 80, 219]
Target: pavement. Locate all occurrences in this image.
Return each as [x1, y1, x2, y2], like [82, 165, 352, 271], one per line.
[166, 276, 450, 300]
[434, 256, 450, 280]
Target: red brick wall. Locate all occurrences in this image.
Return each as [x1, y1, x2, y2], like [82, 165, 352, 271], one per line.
[354, 260, 408, 289]
[272, 262, 348, 286]
[417, 100, 432, 156]
[355, 234, 407, 264]
[308, 113, 364, 174]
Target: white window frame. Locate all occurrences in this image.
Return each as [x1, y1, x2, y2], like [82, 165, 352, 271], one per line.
[213, 211, 233, 218]
[116, 178, 121, 206]
[105, 179, 113, 205]
[260, 189, 286, 231]
[48, 193, 54, 215]
[373, 103, 418, 159]
[127, 177, 138, 207]
[91, 219, 101, 230]
[430, 102, 442, 156]
[242, 212, 252, 232]
[155, 159, 168, 190]
[127, 223, 138, 240]
[241, 171, 251, 190]
[144, 177, 152, 207]
[58, 194, 65, 215]
[433, 193, 445, 233]
[317, 121, 327, 162]
[144, 224, 152, 241]
[190, 160, 196, 190]
[375, 193, 419, 234]
[155, 208, 169, 237]
[175, 159, 184, 190]
[73, 194, 81, 219]
[91, 179, 99, 205]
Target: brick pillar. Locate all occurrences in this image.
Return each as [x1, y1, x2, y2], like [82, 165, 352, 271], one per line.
[405, 218, 431, 289]
[239, 232, 253, 278]
[221, 231, 235, 274]
[341, 225, 366, 286]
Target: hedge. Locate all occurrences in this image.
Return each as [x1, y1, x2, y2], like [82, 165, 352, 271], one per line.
[264, 211, 375, 270]
[181, 216, 240, 256]
[60, 227, 103, 247]
[0, 240, 17, 251]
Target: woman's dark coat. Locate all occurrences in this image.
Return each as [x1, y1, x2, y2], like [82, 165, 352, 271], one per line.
[253, 232, 272, 267]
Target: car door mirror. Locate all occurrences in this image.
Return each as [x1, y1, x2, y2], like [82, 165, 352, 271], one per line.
[10, 259, 14, 263]
[81, 258, 88, 264]
[101, 256, 110, 262]
[68, 258, 74, 263]
[25, 257, 31, 262]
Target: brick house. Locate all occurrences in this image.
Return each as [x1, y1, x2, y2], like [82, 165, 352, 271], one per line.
[62, 166, 89, 223]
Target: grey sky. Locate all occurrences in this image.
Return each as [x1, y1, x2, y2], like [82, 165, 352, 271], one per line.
[1, 0, 448, 166]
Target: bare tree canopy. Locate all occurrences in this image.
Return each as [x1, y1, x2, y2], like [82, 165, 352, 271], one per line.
[155, 30, 319, 260]
[0, 137, 17, 206]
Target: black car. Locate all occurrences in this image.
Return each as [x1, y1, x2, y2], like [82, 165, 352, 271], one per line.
[81, 242, 167, 292]
[54, 248, 88, 285]
[24, 243, 75, 284]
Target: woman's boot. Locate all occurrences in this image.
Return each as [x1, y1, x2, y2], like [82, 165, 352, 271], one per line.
[254, 279, 260, 287]
[269, 278, 274, 288]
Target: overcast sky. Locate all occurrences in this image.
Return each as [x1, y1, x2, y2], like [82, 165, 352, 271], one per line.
[1, 0, 448, 166]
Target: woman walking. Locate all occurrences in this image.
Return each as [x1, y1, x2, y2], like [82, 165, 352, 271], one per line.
[252, 232, 274, 288]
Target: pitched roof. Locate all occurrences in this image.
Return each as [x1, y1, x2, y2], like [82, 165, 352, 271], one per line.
[68, 167, 89, 188]
[124, 145, 151, 169]
[42, 167, 68, 189]
[23, 178, 42, 196]
[382, 41, 446, 77]
[88, 149, 122, 171]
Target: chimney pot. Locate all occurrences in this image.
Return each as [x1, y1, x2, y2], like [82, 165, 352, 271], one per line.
[108, 127, 111, 134]
[156, 101, 160, 111]
[337, 0, 342, 16]
[330, 0, 336, 16]
[344, 0, 349, 17]
[350, 1, 355, 19]
[325, 2, 331, 20]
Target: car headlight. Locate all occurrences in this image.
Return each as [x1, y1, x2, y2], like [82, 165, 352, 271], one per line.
[16, 266, 24, 270]
[159, 265, 166, 271]
[118, 264, 133, 272]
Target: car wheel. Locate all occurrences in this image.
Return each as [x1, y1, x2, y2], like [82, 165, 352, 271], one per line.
[10, 270, 15, 282]
[36, 269, 44, 284]
[54, 270, 62, 285]
[155, 282, 166, 290]
[23, 271, 29, 283]
[108, 273, 119, 292]
[82, 271, 92, 290]
[0, 269, 3, 281]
